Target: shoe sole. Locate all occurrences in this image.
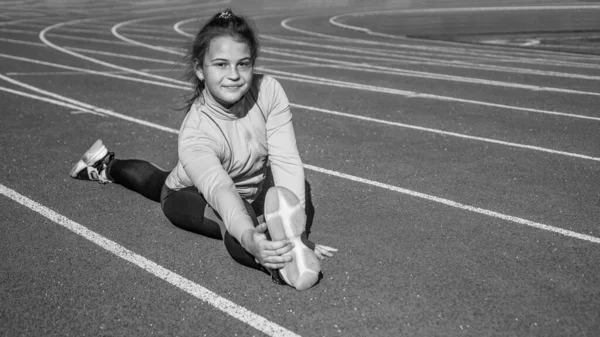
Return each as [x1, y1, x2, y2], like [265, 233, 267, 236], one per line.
[264, 186, 321, 291]
[69, 140, 108, 178]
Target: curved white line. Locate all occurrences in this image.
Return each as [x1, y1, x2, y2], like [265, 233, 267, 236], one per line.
[328, 5, 600, 39]
[279, 17, 600, 66]
[173, 17, 201, 37]
[111, 15, 185, 56]
[39, 18, 184, 84]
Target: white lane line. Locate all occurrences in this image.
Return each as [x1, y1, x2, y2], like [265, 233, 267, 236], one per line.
[263, 45, 600, 82]
[0, 184, 300, 337]
[262, 33, 600, 72]
[0, 36, 45, 46]
[0, 85, 108, 115]
[2, 53, 599, 161]
[6, 68, 177, 76]
[261, 49, 600, 97]
[289, 103, 600, 162]
[276, 20, 600, 69]
[261, 68, 600, 123]
[174, 24, 600, 122]
[329, 5, 600, 51]
[2, 84, 599, 247]
[173, 15, 600, 72]
[39, 18, 184, 84]
[303, 165, 600, 244]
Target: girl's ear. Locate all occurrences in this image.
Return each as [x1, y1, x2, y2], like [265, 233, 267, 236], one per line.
[195, 68, 204, 82]
[194, 60, 204, 81]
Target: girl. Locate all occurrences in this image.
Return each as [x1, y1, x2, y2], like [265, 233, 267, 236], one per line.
[69, 9, 336, 290]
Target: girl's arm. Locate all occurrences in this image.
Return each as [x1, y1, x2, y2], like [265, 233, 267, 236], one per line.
[178, 115, 255, 243]
[265, 77, 306, 208]
[178, 116, 293, 267]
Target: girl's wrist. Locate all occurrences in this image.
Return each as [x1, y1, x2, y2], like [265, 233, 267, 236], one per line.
[240, 228, 255, 251]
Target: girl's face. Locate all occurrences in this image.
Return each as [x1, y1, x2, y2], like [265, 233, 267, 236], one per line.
[196, 35, 253, 108]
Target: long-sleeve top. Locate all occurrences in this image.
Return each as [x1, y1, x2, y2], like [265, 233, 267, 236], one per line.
[165, 74, 305, 242]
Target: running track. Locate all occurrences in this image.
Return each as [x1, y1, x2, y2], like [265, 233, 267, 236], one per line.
[1, 0, 600, 336]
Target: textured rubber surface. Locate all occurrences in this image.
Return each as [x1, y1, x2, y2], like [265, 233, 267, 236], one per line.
[264, 186, 321, 290]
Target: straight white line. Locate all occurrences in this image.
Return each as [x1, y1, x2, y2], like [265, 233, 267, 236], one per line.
[288, 103, 600, 161]
[0, 184, 300, 337]
[261, 68, 600, 123]
[0, 80, 177, 133]
[262, 34, 600, 72]
[2, 84, 599, 247]
[6, 68, 177, 76]
[303, 165, 600, 244]
[263, 46, 600, 82]
[0, 36, 45, 47]
[3, 53, 599, 161]
[0, 85, 107, 115]
[261, 49, 600, 97]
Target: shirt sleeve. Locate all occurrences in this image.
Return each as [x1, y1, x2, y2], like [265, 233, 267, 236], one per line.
[265, 77, 306, 209]
[178, 113, 255, 243]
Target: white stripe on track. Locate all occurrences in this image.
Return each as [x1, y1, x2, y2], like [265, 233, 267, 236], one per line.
[1, 85, 599, 246]
[261, 49, 600, 97]
[303, 165, 600, 245]
[275, 21, 600, 69]
[288, 103, 600, 162]
[265, 45, 600, 81]
[0, 184, 300, 337]
[2, 53, 599, 161]
[39, 18, 184, 85]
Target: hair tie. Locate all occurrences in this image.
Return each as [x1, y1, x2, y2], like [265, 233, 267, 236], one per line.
[218, 11, 232, 19]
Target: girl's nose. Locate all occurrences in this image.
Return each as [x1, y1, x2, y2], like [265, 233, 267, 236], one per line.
[228, 66, 240, 80]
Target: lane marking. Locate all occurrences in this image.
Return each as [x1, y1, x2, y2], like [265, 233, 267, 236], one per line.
[2, 53, 599, 160]
[329, 4, 600, 53]
[20, 32, 588, 89]
[277, 15, 600, 69]
[260, 49, 600, 97]
[40, 18, 185, 84]
[262, 68, 600, 123]
[262, 46, 600, 82]
[262, 33, 600, 71]
[0, 184, 300, 337]
[1, 84, 599, 246]
[6, 68, 177, 76]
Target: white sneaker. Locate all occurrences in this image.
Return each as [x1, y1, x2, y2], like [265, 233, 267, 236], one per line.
[264, 186, 321, 290]
[69, 139, 114, 184]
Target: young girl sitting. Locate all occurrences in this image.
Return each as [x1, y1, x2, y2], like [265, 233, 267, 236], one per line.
[69, 9, 336, 290]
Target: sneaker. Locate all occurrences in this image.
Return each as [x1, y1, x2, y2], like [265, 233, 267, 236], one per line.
[264, 186, 321, 290]
[69, 139, 114, 184]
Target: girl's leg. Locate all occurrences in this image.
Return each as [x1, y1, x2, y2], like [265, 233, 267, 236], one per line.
[160, 185, 264, 271]
[106, 159, 169, 202]
[70, 139, 168, 203]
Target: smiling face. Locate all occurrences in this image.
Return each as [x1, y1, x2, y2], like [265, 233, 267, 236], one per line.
[196, 35, 253, 108]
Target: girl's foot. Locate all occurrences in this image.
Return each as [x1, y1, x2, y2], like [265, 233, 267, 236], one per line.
[69, 139, 114, 184]
[264, 186, 321, 290]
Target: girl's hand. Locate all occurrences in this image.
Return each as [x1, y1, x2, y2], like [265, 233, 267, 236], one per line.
[241, 223, 294, 269]
[313, 244, 338, 260]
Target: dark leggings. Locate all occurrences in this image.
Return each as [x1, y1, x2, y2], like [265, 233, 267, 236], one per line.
[106, 159, 264, 272]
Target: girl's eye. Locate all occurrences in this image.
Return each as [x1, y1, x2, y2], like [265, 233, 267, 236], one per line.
[215, 63, 228, 68]
[238, 62, 251, 68]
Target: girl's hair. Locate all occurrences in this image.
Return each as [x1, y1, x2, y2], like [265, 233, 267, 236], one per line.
[182, 9, 260, 112]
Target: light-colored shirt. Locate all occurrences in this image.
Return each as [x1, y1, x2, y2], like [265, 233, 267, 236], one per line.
[165, 74, 305, 242]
